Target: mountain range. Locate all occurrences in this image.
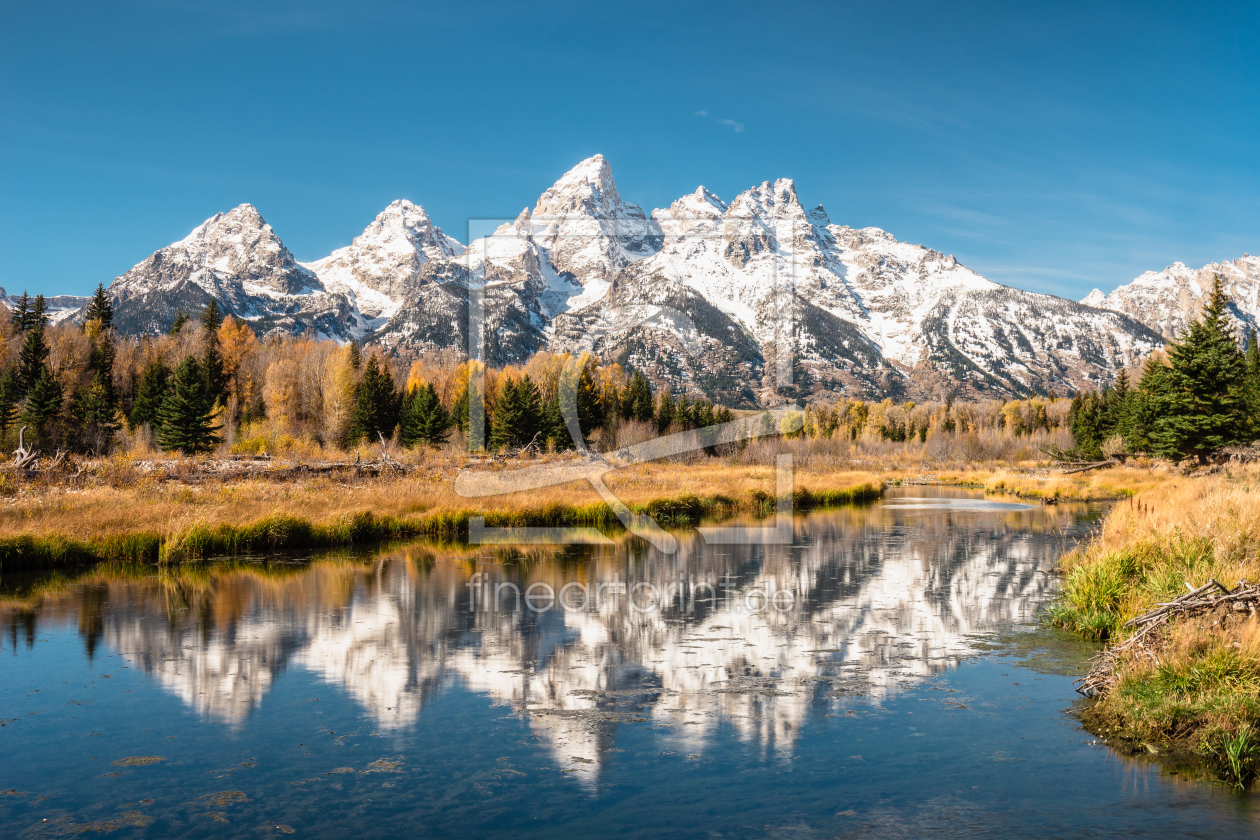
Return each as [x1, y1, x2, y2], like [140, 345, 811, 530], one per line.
[26, 155, 1259, 406]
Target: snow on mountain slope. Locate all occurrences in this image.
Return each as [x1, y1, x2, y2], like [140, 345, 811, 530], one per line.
[554, 173, 1159, 402]
[527, 153, 661, 289]
[1082, 255, 1260, 340]
[302, 200, 464, 325]
[109, 204, 354, 339]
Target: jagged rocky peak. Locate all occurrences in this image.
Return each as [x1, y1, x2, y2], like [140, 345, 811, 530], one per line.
[653, 187, 728, 240]
[529, 155, 661, 282]
[107, 204, 357, 340]
[303, 199, 463, 311]
[533, 154, 625, 218]
[149, 202, 318, 297]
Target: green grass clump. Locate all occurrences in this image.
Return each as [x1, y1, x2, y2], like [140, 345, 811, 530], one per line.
[1048, 537, 1217, 641]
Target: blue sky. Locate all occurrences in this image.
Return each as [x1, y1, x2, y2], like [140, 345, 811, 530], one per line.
[2, 0, 1258, 299]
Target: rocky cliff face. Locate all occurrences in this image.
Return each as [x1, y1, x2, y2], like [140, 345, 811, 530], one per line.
[1082, 255, 1260, 341]
[90, 156, 1187, 403]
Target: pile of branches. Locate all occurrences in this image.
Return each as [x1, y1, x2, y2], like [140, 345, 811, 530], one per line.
[352, 433, 407, 477]
[1077, 579, 1260, 697]
[1040, 445, 1118, 474]
[3, 426, 70, 475]
[1218, 442, 1260, 464]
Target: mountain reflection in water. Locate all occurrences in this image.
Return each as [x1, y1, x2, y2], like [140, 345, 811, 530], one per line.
[1, 489, 1101, 787]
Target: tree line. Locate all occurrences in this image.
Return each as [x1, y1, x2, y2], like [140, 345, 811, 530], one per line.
[4, 278, 1251, 461]
[0, 287, 735, 456]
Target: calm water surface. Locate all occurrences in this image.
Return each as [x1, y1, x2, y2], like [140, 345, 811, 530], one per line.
[2, 487, 1257, 838]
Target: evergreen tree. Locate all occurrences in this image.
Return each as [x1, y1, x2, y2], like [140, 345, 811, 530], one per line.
[1121, 356, 1172, 455]
[1069, 391, 1112, 459]
[622, 371, 654, 423]
[574, 356, 603, 437]
[490, 376, 543, 450]
[71, 371, 119, 454]
[156, 357, 220, 454]
[31, 295, 48, 330]
[200, 301, 227, 406]
[540, 395, 570, 450]
[1246, 328, 1260, 438]
[348, 355, 399, 445]
[21, 365, 63, 443]
[168, 310, 190, 335]
[9, 292, 30, 333]
[655, 386, 676, 433]
[675, 392, 693, 430]
[130, 360, 170, 430]
[16, 319, 50, 398]
[400, 383, 452, 447]
[489, 378, 521, 451]
[84, 283, 114, 330]
[81, 321, 118, 438]
[1151, 275, 1248, 462]
[0, 367, 20, 436]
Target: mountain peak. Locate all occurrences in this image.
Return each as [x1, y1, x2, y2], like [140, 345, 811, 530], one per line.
[534, 155, 629, 220]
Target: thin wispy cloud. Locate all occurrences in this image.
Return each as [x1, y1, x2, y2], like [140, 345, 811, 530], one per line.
[695, 110, 745, 133]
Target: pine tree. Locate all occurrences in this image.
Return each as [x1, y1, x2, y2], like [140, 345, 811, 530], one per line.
[21, 366, 63, 444]
[0, 367, 19, 436]
[201, 301, 227, 406]
[400, 383, 452, 447]
[84, 283, 114, 330]
[72, 371, 120, 454]
[574, 356, 603, 437]
[1246, 328, 1260, 440]
[622, 371, 654, 423]
[156, 356, 220, 454]
[489, 378, 522, 452]
[490, 376, 542, 451]
[130, 360, 170, 430]
[1151, 275, 1248, 462]
[675, 392, 693, 430]
[32, 295, 48, 330]
[540, 395, 570, 450]
[168, 310, 190, 335]
[348, 355, 399, 445]
[1121, 356, 1172, 456]
[16, 320, 50, 398]
[655, 386, 675, 433]
[9, 292, 30, 333]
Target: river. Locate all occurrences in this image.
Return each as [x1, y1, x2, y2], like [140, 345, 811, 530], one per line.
[1, 487, 1256, 837]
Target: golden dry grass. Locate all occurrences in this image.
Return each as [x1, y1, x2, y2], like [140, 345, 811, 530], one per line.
[0, 454, 888, 568]
[1048, 465, 1260, 781]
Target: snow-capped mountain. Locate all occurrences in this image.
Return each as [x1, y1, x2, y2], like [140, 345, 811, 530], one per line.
[554, 175, 1160, 402]
[89, 155, 1174, 402]
[109, 204, 355, 339]
[301, 199, 464, 326]
[1082, 255, 1260, 341]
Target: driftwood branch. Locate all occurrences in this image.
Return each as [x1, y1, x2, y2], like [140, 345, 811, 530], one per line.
[1077, 578, 1260, 697]
[11, 426, 38, 470]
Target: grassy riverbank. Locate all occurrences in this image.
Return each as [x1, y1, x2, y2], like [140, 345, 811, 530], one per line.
[1048, 467, 1260, 784]
[0, 460, 883, 571]
[0, 451, 1174, 574]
